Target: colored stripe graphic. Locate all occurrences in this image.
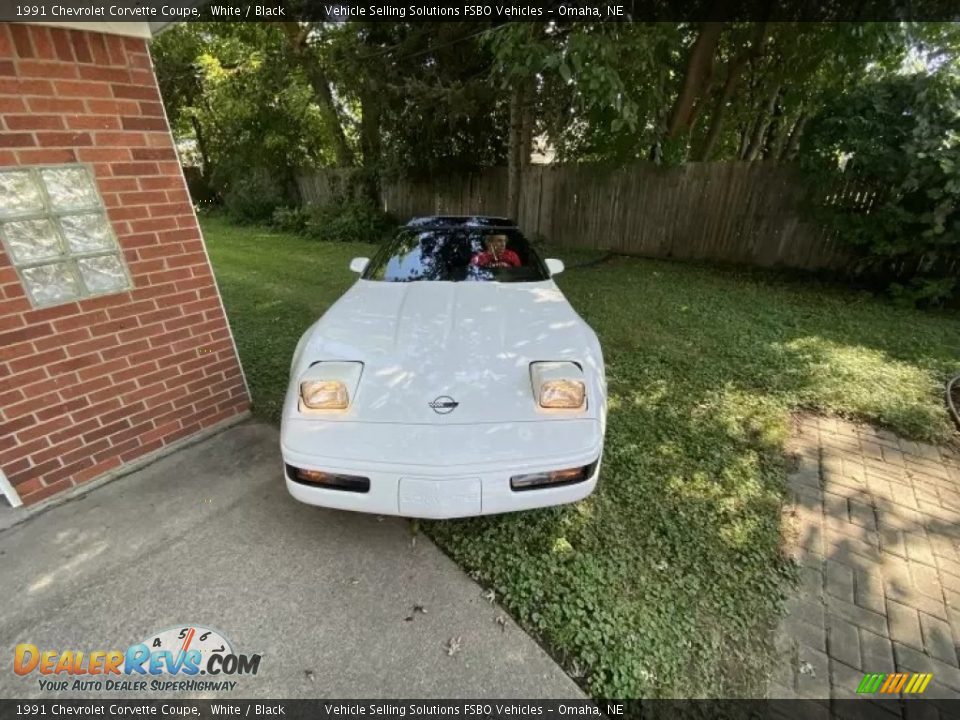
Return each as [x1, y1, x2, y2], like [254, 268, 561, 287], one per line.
[856, 673, 885, 693]
[858, 672, 933, 694]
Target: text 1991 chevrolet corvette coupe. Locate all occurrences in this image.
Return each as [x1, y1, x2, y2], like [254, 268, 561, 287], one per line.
[280, 216, 606, 518]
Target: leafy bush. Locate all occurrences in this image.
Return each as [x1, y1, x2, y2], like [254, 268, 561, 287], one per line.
[271, 206, 309, 234]
[801, 70, 960, 306]
[220, 167, 294, 224]
[303, 199, 397, 244]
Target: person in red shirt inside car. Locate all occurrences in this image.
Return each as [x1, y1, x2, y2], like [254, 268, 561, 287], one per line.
[471, 234, 521, 269]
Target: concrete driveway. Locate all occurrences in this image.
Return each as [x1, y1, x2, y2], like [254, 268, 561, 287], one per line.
[0, 421, 584, 699]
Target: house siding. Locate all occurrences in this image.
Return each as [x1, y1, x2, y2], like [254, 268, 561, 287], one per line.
[0, 23, 250, 505]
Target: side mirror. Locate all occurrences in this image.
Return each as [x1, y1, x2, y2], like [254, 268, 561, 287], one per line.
[349, 257, 370, 274]
[545, 258, 565, 276]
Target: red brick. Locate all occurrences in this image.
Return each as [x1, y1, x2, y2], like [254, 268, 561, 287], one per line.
[73, 457, 123, 485]
[79, 292, 132, 312]
[46, 353, 100, 378]
[66, 115, 121, 131]
[70, 398, 120, 424]
[0, 133, 36, 148]
[0, 323, 53, 347]
[0, 388, 23, 407]
[130, 216, 177, 234]
[76, 147, 131, 163]
[83, 420, 130, 444]
[16, 148, 77, 164]
[106, 300, 155, 321]
[21, 478, 74, 505]
[48, 418, 97, 446]
[0, 60, 14, 76]
[36, 131, 93, 147]
[6, 114, 64, 130]
[121, 116, 167, 132]
[32, 436, 84, 466]
[47, 314, 93, 339]
[10, 25, 35, 58]
[35, 328, 89, 353]
[0, 77, 53, 95]
[43, 457, 95, 485]
[26, 96, 83, 113]
[68, 31, 91, 62]
[112, 162, 160, 177]
[0, 24, 13, 59]
[131, 147, 178, 162]
[58, 375, 109, 403]
[87, 33, 110, 66]
[139, 101, 164, 117]
[65, 438, 110, 463]
[137, 177, 182, 192]
[112, 83, 160, 101]
[28, 26, 56, 60]
[77, 357, 129, 383]
[118, 190, 167, 205]
[78, 65, 131, 84]
[17, 60, 77, 79]
[84, 377, 127, 404]
[54, 79, 112, 98]
[104, 35, 126, 67]
[10, 348, 62, 373]
[35, 396, 91, 422]
[49, 29, 75, 62]
[86, 98, 140, 115]
[12, 458, 60, 484]
[0, 96, 26, 113]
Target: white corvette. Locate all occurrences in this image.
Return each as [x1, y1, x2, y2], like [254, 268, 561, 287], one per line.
[280, 216, 606, 518]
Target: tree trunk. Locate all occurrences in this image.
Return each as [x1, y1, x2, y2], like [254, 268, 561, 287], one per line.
[359, 87, 382, 205]
[280, 21, 354, 168]
[781, 111, 808, 161]
[520, 79, 535, 169]
[694, 22, 768, 161]
[506, 83, 523, 222]
[742, 83, 780, 161]
[190, 115, 212, 181]
[665, 21, 727, 139]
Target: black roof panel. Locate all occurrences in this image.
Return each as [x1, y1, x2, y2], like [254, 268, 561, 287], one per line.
[405, 215, 516, 229]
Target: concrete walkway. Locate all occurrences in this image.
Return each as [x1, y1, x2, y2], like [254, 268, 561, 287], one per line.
[0, 421, 584, 699]
[773, 414, 960, 704]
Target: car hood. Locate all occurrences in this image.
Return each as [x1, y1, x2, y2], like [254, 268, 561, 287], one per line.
[287, 279, 602, 425]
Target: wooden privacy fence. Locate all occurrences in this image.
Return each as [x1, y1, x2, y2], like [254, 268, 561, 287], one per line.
[297, 162, 853, 271]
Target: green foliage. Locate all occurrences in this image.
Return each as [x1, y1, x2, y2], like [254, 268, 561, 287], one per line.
[151, 23, 329, 205]
[801, 70, 960, 305]
[221, 167, 295, 224]
[301, 200, 397, 244]
[271, 206, 310, 234]
[204, 217, 958, 698]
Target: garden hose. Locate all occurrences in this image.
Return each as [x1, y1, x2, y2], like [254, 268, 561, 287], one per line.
[948, 373, 960, 431]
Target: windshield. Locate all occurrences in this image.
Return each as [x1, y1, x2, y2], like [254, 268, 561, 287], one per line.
[363, 227, 550, 283]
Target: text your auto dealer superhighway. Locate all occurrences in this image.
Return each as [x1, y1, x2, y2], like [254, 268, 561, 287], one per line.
[47, 4, 201, 18]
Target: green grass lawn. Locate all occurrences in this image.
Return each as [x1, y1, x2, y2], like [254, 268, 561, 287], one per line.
[203, 215, 960, 698]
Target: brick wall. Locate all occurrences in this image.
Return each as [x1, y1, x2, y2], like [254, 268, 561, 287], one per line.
[0, 23, 250, 505]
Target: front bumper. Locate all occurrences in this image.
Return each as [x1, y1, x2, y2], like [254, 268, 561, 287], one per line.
[280, 418, 603, 518]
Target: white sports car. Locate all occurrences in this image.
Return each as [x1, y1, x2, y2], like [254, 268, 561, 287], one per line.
[281, 216, 606, 518]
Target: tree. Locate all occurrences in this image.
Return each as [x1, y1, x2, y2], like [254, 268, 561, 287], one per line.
[801, 69, 960, 305]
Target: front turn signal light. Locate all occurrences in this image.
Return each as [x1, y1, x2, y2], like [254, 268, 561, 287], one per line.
[539, 379, 585, 409]
[300, 380, 349, 410]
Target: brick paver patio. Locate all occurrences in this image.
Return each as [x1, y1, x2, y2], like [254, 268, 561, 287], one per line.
[772, 414, 960, 703]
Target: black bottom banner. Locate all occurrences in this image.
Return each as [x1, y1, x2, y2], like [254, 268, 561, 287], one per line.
[1, 700, 957, 720]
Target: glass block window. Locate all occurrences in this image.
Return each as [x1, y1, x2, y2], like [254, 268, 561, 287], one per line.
[0, 165, 131, 307]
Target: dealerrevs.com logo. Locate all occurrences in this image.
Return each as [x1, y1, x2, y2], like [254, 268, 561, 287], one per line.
[14, 625, 262, 693]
